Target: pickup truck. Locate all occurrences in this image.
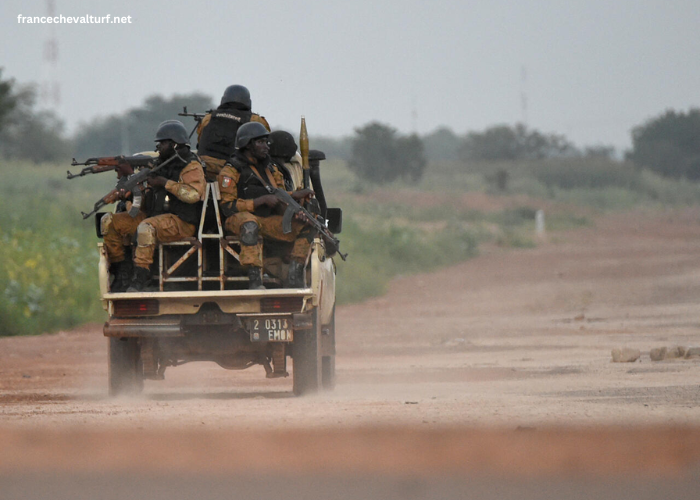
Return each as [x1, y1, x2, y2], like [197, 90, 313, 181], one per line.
[96, 152, 341, 396]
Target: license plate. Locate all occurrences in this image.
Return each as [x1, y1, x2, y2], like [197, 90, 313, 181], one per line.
[248, 316, 293, 342]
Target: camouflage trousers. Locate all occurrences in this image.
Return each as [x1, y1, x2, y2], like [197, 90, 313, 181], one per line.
[225, 212, 315, 268]
[201, 155, 227, 183]
[102, 211, 196, 269]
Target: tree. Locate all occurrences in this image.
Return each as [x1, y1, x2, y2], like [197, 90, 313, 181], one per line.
[422, 126, 461, 161]
[459, 124, 577, 162]
[627, 109, 700, 180]
[0, 81, 71, 163]
[0, 68, 17, 133]
[348, 122, 427, 184]
[396, 134, 427, 181]
[73, 92, 215, 158]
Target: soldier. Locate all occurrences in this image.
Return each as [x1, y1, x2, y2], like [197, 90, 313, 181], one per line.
[217, 122, 315, 289]
[197, 84, 270, 182]
[268, 130, 304, 191]
[102, 120, 206, 292]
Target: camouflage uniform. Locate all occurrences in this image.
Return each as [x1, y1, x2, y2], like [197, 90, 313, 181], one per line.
[271, 152, 304, 191]
[218, 151, 314, 268]
[102, 150, 206, 269]
[197, 111, 270, 182]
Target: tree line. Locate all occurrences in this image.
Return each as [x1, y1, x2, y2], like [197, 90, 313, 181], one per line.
[1, 68, 699, 184]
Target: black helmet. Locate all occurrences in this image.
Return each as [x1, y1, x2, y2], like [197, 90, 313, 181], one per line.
[154, 120, 189, 145]
[269, 130, 298, 161]
[236, 122, 270, 150]
[221, 84, 251, 109]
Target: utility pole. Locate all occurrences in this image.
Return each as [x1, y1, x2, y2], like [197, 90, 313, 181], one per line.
[520, 65, 528, 127]
[411, 97, 418, 135]
[42, 0, 60, 109]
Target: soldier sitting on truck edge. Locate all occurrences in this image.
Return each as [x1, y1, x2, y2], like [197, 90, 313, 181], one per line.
[102, 120, 206, 292]
[197, 85, 270, 182]
[217, 122, 316, 290]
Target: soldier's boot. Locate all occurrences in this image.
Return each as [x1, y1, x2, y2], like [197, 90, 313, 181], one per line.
[126, 266, 151, 293]
[287, 260, 306, 288]
[110, 260, 133, 293]
[247, 266, 265, 290]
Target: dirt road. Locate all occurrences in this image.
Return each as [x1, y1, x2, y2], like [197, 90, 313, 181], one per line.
[1, 208, 700, 498]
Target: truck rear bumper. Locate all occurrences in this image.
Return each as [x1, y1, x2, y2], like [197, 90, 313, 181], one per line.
[104, 318, 183, 338]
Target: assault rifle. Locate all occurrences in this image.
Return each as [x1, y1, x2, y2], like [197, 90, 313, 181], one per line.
[80, 153, 179, 220]
[67, 154, 157, 179]
[178, 106, 211, 139]
[267, 185, 347, 261]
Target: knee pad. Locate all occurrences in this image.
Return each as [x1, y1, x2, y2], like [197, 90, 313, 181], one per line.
[240, 221, 260, 246]
[100, 214, 113, 236]
[136, 223, 156, 247]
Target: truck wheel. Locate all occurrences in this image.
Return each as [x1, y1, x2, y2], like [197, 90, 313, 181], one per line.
[321, 306, 336, 391]
[293, 308, 321, 396]
[108, 337, 144, 396]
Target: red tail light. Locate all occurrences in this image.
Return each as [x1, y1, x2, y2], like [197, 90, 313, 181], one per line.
[113, 299, 159, 317]
[260, 297, 303, 313]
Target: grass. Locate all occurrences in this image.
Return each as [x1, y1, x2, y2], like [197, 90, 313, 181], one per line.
[335, 219, 479, 304]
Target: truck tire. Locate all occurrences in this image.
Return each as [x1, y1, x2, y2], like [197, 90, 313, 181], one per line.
[321, 306, 336, 391]
[293, 308, 322, 396]
[108, 337, 144, 396]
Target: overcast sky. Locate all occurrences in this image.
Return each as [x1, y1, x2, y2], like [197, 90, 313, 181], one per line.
[3, 0, 700, 151]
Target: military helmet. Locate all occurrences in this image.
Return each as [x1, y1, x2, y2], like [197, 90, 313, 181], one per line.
[235, 122, 270, 150]
[154, 120, 189, 145]
[268, 130, 298, 160]
[221, 84, 251, 109]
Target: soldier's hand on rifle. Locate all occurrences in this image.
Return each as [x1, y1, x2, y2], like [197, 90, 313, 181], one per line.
[104, 190, 120, 204]
[291, 188, 314, 202]
[254, 194, 280, 209]
[148, 176, 168, 188]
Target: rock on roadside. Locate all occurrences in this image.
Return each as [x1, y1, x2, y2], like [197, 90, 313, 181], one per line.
[611, 348, 641, 363]
[650, 347, 667, 362]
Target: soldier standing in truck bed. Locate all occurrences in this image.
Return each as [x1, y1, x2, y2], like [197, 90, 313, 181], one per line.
[102, 120, 206, 292]
[197, 85, 270, 182]
[217, 122, 315, 290]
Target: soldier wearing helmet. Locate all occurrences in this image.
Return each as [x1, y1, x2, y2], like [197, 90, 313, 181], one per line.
[217, 123, 315, 289]
[102, 120, 206, 292]
[197, 84, 271, 182]
[268, 130, 304, 191]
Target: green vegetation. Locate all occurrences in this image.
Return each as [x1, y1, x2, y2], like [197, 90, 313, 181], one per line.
[0, 161, 112, 336]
